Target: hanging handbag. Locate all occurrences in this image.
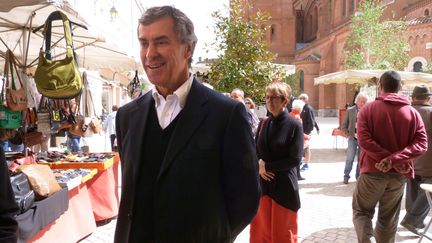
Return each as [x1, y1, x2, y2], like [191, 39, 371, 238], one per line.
[34, 11, 82, 99]
[0, 79, 22, 129]
[127, 70, 142, 99]
[4, 50, 28, 111]
[10, 172, 35, 214]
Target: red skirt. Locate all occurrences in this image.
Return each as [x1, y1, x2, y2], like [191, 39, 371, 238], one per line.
[250, 196, 298, 243]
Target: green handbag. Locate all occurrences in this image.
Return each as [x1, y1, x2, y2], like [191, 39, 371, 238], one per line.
[34, 11, 82, 99]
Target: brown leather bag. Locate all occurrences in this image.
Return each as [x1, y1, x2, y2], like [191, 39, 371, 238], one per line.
[23, 132, 44, 147]
[4, 50, 28, 111]
[17, 164, 62, 199]
[89, 117, 102, 133]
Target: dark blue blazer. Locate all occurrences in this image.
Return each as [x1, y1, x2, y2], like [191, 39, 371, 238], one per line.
[114, 79, 260, 243]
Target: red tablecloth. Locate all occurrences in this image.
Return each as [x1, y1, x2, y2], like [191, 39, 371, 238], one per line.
[86, 160, 120, 221]
[29, 184, 96, 243]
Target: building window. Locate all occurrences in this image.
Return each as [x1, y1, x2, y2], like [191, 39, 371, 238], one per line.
[342, 0, 346, 16]
[270, 25, 276, 43]
[414, 61, 423, 72]
[300, 71, 305, 92]
[425, 9, 430, 16]
[350, 0, 355, 14]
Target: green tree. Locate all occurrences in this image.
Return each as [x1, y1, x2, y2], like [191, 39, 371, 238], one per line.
[206, 0, 285, 103]
[343, 0, 410, 70]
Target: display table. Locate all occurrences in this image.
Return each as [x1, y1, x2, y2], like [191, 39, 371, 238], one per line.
[86, 156, 120, 221]
[28, 184, 97, 243]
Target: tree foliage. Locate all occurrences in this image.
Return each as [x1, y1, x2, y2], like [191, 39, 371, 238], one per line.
[206, 0, 285, 103]
[343, 0, 410, 70]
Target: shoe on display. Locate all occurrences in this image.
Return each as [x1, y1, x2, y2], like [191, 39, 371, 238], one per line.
[401, 221, 420, 235]
[300, 163, 309, 171]
[343, 177, 349, 184]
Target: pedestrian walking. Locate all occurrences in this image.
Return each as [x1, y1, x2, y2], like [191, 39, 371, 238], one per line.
[103, 105, 118, 152]
[352, 70, 428, 243]
[114, 6, 260, 243]
[298, 93, 319, 171]
[400, 85, 432, 235]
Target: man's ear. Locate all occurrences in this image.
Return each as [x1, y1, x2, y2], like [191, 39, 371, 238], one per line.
[184, 43, 194, 59]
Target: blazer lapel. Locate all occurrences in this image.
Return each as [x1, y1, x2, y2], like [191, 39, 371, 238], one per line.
[157, 80, 209, 180]
[129, 93, 152, 185]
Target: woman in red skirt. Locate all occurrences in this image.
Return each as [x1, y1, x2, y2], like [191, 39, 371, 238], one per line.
[250, 82, 303, 243]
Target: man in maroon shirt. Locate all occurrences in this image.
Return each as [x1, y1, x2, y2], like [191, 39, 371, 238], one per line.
[352, 70, 428, 243]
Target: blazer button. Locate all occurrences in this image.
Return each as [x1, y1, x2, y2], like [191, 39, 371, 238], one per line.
[128, 212, 133, 220]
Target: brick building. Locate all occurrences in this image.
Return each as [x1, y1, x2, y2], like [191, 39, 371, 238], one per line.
[241, 0, 432, 116]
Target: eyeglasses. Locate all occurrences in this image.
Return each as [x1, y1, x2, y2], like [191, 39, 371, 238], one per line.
[265, 95, 283, 101]
[299, 97, 306, 100]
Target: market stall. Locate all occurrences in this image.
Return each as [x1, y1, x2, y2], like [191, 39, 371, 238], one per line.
[11, 152, 119, 243]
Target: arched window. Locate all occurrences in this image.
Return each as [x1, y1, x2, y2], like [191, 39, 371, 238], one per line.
[425, 9, 430, 16]
[299, 71, 305, 92]
[342, 0, 346, 16]
[350, 0, 355, 14]
[414, 61, 423, 72]
[270, 25, 276, 43]
[314, 7, 319, 34]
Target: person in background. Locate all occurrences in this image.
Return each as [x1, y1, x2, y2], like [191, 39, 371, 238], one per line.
[341, 93, 368, 184]
[289, 99, 308, 181]
[298, 93, 319, 171]
[250, 82, 303, 243]
[0, 146, 19, 243]
[66, 98, 81, 153]
[103, 105, 118, 152]
[353, 71, 427, 243]
[114, 6, 260, 243]
[231, 88, 259, 135]
[400, 85, 432, 235]
[245, 97, 257, 115]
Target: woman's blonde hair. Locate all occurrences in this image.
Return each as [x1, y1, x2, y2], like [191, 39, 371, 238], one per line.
[244, 97, 256, 109]
[265, 82, 292, 100]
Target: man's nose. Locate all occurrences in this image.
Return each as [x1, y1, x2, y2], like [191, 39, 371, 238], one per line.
[146, 43, 157, 59]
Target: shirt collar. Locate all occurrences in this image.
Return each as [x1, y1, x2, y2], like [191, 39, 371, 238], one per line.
[151, 74, 194, 108]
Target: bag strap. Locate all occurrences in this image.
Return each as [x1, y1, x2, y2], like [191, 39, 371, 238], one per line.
[6, 50, 24, 91]
[43, 11, 74, 61]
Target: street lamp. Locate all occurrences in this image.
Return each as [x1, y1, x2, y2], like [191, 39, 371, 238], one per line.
[110, 6, 118, 21]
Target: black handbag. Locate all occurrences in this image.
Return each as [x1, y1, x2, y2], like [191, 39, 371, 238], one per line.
[10, 172, 35, 214]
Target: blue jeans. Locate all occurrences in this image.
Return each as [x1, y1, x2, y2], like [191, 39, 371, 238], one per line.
[343, 137, 360, 179]
[67, 134, 81, 152]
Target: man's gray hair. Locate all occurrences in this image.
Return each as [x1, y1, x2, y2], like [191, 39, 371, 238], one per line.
[355, 92, 368, 104]
[232, 88, 245, 98]
[138, 6, 198, 66]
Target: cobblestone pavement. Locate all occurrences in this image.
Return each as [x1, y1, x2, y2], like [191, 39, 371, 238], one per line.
[79, 117, 428, 243]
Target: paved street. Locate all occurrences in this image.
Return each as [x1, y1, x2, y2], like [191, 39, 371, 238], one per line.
[80, 117, 429, 243]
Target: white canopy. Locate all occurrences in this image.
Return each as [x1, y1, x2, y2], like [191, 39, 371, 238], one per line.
[314, 70, 432, 86]
[0, 0, 140, 73]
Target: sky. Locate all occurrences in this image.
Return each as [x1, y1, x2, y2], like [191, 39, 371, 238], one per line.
[73, 0, 229, 64]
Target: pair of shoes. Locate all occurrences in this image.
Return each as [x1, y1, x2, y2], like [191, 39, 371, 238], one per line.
[401, 221, 420, 235]
[300, 163, 309, 171]
[343, 177, 349, 184]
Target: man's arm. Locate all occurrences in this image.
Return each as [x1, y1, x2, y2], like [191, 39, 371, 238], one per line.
[388, 113, 428, 166]
[340, 109, 350, 136]
[357, 108, 392, 161]
[222, 103, 260, 238]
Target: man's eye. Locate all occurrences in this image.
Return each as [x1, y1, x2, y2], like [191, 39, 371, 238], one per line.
[140, 42, 148, 48]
